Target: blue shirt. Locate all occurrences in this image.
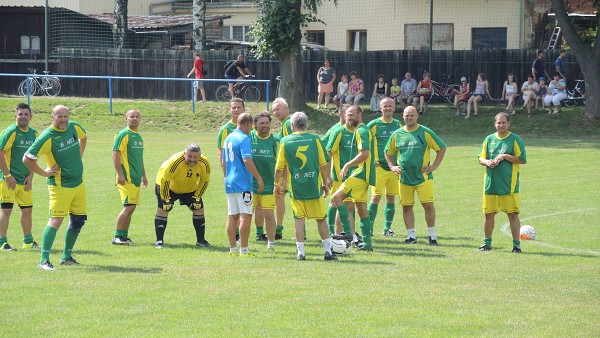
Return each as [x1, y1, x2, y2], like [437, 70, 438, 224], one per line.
[223, 128, 253, 193]
[554, 57, 565, 73]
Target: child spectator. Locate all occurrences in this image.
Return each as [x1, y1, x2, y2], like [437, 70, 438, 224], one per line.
[333, 74, 349, 108]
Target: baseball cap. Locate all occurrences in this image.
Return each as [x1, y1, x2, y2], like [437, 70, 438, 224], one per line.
[539, 77, 545, 81]
[460, 77, 467, 82]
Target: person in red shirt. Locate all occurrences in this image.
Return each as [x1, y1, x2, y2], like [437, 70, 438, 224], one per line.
[187, 52, 207, 102]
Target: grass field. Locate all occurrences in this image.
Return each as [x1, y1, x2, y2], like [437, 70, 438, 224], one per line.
[0, 96, 599, 337]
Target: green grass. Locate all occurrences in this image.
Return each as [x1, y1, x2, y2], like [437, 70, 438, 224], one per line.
[0, 96, 598, 336]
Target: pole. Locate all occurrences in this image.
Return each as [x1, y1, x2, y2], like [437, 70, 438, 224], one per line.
[109, 78, 113, 114]
[428, 0, 433, 74]
[44, 0, 48, 72]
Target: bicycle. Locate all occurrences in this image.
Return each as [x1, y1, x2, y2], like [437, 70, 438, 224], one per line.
[215, 75, 261, 103]
[563, 79, 585, 107]
[18, 68, 61, 97]
[428, 74, 460, 104]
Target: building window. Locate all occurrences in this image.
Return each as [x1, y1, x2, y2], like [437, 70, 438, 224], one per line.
[472, 28, 507, 49]
[348, 30, 367, 51]
[21, 36, 40, 55]
[222, 26, 252, 42]
[306, 30, 325, 46]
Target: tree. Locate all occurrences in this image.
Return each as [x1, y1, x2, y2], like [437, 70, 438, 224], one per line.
[192, 0, 206, 51]
[551, 0, 600, 119]
[114, 0, 128, 49]
[251, 0, 336, 112]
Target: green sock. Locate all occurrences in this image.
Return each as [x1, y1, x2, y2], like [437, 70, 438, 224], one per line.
[359, 216, 372, 248]
[336, 204, 351, 234]
[23, 234, 34, 244]
[367, 202, 378, 229]
[41, 226, 57, 263]
[276, 225, 283, 235]
[484, 237, 492, 248]
[123, 230, 129, 239]
[0, 236, 6, 246]
[384, 202, 395, 231]
[326, 206, 336, 234]
[114, 230, 126, 238]
[256, 226, 264, 237]
[513, 239, 521, 248]
[62, 230, 79, 260]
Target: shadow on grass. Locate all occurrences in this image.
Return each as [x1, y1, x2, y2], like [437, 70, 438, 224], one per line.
[517, 251, 600, 259]
[85, 265, 163, 274]
[46, 249, 107, 256]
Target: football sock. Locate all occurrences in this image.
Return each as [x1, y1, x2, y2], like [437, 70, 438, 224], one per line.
[484, 237, 492, 247]
[326, 206, 336, 234]
[427, 226, 436, 239]
[322, 238, 332, 254]
[154, 216, 168, 242]
[123, 230, 129, 239]
[192, 215, 206, 242]
[353, 233, 358, 242]
[513, 239, 521, 248]
[23, 234, 34, 244]
[336, 204, 352, 234]
[367, 202, 378, 229]
[360, 216, 372, 248]
[40, 226, 57, 263]
[240, 247, 249, 255]
[114, 230, 126, 239]
[407, 228, 416, 239]
[62, 229, 79, 260]
[230, 247, 239, 254]
[296, 241, 305, 256]
[267, 241, 275, 249]
[276, 225, 283, 236]
[384, 202, 395, 231]
[0, 236, 6, 246]
[256, 225, 264, 237]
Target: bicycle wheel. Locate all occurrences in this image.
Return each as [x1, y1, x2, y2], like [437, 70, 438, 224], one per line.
[444, 84, 460, 104]
[563, 90, 577, 107]
[215, 85, 231, 103]
[44, 77, 61, 96]
[18, 79, 38, 96]
[244, 86, 261, 103]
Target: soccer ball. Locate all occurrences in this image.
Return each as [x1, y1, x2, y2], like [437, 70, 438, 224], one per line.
[331, 239, 351, 255]
[520, 225, 537, 241]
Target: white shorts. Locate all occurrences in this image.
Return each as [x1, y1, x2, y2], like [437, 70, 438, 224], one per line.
[227, 192, 253, 215]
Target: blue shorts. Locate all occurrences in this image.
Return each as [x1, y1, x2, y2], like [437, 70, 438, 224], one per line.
[225, 74, 239, 84]
[470, 93, 485, 101]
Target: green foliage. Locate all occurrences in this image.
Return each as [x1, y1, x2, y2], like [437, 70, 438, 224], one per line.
[251, 0, 336, 58]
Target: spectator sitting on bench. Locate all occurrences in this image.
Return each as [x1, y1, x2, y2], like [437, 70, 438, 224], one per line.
[501, 73, 519, 115]
[412, 72, 432, 115]
[390, 78, 401, 105]
[466, 73, 492, 119]
[370, 74, 388, 112]
[520, 74, 539, 117]
[544, 73, 567, 115]
[535, 77, 548, 112]
[333, 74, 349, 108]
[399, 72, 417, 107]
[452, 76, 470, 116]
[345, 71, 365, 105]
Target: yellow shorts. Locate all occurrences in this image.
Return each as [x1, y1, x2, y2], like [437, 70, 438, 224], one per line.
[0, 181, 33, 207]
[253, 193, 276, 210]
[371, 166, 399, 196]
[117, 181, 141, 205]
[48, 183, 87, 217]
[400, 180, 434, 206]
[331, 180, 353, 203]
[483, 194, 520, 214]
[291, 197, 327, 219]
[340, 177, 370, 203]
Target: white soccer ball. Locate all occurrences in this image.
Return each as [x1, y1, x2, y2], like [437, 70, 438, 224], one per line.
[520, 225, 537, 241]
[331, 239, 351, 255]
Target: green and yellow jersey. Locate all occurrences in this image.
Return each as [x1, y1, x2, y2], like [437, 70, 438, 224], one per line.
[321, 121, 344, 146]
[278, 116, 293, 139]
[326, 125, 358, 182]
[113, 127, 144, 186]
[0, 123, 37, 184]
[217, 121, 237, 149]
[155, 152, 211, 200]
[350, 123, 376, 186]
[367, 117, 402, 171]
[479, 132, 526, 195]
[250, 130, 279, 195]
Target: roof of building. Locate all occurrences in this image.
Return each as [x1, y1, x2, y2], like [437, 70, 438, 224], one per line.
[88, 13, 232, 30]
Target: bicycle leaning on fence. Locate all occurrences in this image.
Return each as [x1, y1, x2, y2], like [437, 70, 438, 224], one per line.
[427, 74, 461, 104]
[563, 79, 585, 107]
[215, 75, 261, 103]
[18, 68, 61, 97]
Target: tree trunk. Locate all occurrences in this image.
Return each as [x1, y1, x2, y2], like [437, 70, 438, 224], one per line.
[192, 0, 206, 51]
[279, 50, 305, 112]
[113, 0, 128, 49]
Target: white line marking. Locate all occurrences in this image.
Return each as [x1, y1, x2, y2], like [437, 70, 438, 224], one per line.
[500, 208, 600, 256]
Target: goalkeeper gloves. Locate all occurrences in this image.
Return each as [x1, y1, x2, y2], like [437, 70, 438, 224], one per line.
[190, 198, 203, 210]
[161, 200, 173, 211]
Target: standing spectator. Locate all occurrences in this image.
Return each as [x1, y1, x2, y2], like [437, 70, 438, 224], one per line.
[466, 73, 492, 119]
[385, 106, 446, 246]
[545, 73, 567, 115]
[274, 112, 336, 261]
[24, 105, 88, 270]
[531, 49, 550, 81]
[316, 58, 336, 109]
[478, 112, 526, 253]
[554, 49, 567, 81]
[224, 54, 252, 99]
[520, 75, 539, 117]
[332, 74, 349, 108]
[223, 113, 264, 257]
[412, 72, 432, 115]
[345, 71, 365, 105]
[0, 103, 38, 251]
[452, 76, 470, 115]
[153, 144, 211, 249]
[399, 72, 417, 107]
[111, 109, 148, 245]
[187, 51, 207, 102]
[501, 74, 519, 115]
[370, 74, 388, 112]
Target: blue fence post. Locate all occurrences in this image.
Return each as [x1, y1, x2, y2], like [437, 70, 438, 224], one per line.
[266, 81, 270, 111]
[108, 78, 113, 114]
[26, 76, 31, 106]
[191, 80, 195, 113]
